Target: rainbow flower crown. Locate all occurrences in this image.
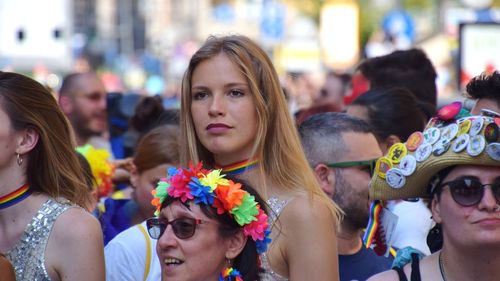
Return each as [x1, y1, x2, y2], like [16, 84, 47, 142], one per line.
[151, 162, 272, 254]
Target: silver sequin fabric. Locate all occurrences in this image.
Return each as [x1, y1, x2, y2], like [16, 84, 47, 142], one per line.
[6, 198, 73, 281]
[260, 196, 289, 281]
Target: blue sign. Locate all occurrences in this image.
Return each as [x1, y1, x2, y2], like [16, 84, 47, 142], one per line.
[382, 10, 415, 43]
[260, 1, 285, 42]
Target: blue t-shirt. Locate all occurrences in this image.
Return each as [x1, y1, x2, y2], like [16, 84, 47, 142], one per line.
[339, 246, 393, 281]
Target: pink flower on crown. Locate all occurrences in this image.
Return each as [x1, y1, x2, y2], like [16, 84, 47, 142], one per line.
[243, 208, 269, 241]
[167, 169, 193, 202]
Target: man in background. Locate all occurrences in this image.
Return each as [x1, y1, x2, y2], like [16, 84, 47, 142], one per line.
[59, 72, 109, 150]
[299, 112, 392, 281]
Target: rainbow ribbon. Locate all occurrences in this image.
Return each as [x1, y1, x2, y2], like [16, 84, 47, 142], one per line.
[363, 200, 382, 248]
[216, 159, 258, 176]
[0, 184, 31, 210]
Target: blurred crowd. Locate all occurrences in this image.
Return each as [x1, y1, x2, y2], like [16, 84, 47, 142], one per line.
[1, 32, 500, 281]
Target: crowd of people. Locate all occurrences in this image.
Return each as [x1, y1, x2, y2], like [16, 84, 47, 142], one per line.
[0, 33, 499, 281]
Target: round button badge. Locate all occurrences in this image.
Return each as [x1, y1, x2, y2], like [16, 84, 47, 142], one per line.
[406, 132, 424, 151]
[415, 143, 432, 162]
[452, 134, 470, 153]
[486, 143, 500, 161]
[469, 117, 484, 136]
[375, 157, 393, 179]
[458, 119, 472, 136]
[388, 143, 407, 164]
[433, 138, 451, 156]
[440, 123, 459, 142]
[484, 123, 499, 143]
[423, 127, 441, 145]
[385, 168, 406, 189]
[398, 155, 417, 176]
[467, 135, 486, 157]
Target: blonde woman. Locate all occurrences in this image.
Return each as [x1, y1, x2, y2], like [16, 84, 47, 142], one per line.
[180, 35, 341, 280]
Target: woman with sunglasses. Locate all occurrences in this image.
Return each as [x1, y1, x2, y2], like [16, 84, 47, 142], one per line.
[367, 112, 500, 281]
[180, 34, 341, 281]
[0, 71, 104, 280]
[147, 164, 271, 281]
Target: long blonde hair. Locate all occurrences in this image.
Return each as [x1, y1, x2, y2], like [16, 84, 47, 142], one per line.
[180, 35, 341, 220]
[0, 71, 91, 208]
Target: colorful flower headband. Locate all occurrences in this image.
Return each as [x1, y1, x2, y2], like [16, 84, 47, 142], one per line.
[151, 162, 272, 254]
[76, 144, 115, 198]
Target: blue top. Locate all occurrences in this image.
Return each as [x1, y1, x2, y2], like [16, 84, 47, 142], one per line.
[339, 245, 393, 281]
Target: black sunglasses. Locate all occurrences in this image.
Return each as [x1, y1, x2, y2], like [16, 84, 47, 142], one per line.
[146, 217, 203, 239]
[325, 159, 377, 176]
[440, 177, 500, 207]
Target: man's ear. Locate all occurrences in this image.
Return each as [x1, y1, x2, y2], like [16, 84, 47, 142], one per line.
[16, 127, 39, 155]
[313, 164, 335, 197]
[225, 231, 247, 260]
[59, 95, 73, 115]
[431, 195, 442, 224]
[384, 134, 401, 148]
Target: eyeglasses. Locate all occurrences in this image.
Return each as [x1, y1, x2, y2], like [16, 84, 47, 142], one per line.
[146, 217, 203, 239]
[440, 177, 500, 207]
[325, 159, 378, 176]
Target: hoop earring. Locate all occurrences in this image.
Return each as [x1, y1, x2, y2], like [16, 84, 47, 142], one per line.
[16, 153, 23, 166]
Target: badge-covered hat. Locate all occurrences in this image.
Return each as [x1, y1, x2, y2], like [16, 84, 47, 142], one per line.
[370, 103, 500, 200]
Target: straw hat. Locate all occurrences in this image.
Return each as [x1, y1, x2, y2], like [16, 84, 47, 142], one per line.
[370, 104, 500, 200]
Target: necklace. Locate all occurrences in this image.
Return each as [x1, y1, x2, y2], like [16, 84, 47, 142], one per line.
[439, 251, 448, 281]
[0, 183, 31, 210]
[216, 159, 258, 176]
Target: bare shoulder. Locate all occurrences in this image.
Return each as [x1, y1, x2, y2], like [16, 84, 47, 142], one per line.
[51, 207, 102, 244]
[279, 193, 335, 227]
[367, 269, 401, 281]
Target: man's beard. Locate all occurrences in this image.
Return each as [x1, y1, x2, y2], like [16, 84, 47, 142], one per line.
[332, 170, 370, 230]
[71, 111, 105, 141]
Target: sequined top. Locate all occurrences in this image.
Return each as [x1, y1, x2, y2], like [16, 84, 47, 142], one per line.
[260, 196, 290, 281]
[6, 198, 74, 281]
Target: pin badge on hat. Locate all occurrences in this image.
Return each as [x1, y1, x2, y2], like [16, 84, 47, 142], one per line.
[458, 119, 472, 136]
[440, 123, 459, 142]
[388, 143, 407, 164]
[385, 168, 406, 189]
[433, 138, 451, 156]
[467, 135, 486, 156]
[486, 143, 500, 161]
[469, 117, 484, 136]
[398, 155, 416, 176]
[415, 143, 432, 162]
[406, 132, 424, 151]
[423, 127, 440, 145]
[452, 134, 470, 153]
[484, 123, 499, 143]
[375, 157, 393, 179]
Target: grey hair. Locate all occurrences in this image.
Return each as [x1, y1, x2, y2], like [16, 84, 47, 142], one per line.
[298, 112, 373, 167]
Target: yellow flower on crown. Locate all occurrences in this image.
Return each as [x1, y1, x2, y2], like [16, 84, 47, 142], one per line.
[199, 169, 229, 191]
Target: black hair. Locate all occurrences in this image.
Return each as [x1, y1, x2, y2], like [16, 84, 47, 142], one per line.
[357, 48, 437, 107]
[130, 96, 179, 138]
[161, 175, 264, 280]
[465, 71, 500, 108]
[351, 88, 427, 142]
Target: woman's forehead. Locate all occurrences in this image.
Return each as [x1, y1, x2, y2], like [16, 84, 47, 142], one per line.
[444, 165, 500, 181]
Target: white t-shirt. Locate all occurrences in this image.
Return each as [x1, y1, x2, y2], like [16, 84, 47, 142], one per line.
[105, 220, 161, 281]
[387, 200, 434, 256]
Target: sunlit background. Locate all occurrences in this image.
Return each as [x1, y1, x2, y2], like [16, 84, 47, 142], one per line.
[0, 0, 499, 110]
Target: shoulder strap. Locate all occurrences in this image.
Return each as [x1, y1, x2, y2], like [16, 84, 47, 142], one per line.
[393, 266, 408, 281]
[137, 224, 151, 281]
[410, 253, 422, 281]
